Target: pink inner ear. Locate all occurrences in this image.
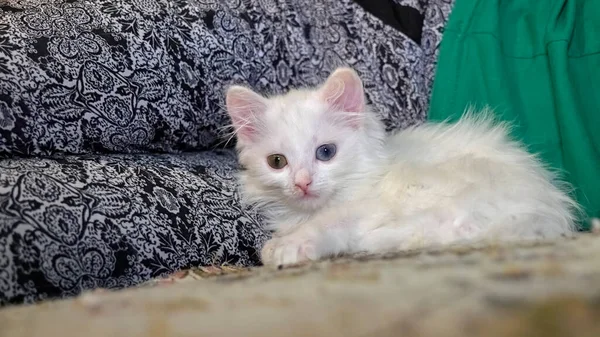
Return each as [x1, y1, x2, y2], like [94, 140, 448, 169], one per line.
[226, 86, 267, 142]
[321, 69, 365, 112]
[320, 68, 365, 127]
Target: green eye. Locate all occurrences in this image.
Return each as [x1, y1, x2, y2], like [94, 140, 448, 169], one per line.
[267, 154, 288, 169]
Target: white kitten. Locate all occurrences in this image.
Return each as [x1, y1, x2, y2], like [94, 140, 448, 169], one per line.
[226, 67, 578, 266]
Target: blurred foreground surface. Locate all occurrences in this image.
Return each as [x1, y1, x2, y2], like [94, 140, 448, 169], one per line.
[2, 233, 600, 337]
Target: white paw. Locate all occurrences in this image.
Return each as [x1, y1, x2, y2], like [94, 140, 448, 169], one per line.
[260, 236, 318, 266]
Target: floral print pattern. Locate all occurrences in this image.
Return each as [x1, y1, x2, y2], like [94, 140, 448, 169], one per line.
[0, 0, 450, 156]
[0, 150, 269, 305]
[0, 0, 453, 306]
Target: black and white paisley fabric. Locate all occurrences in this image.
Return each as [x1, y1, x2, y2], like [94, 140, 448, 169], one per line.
[0, 0, 454, 306]
[1, 0, 446, 156]
[0, 150, 268, 305]
[419, 0, 455, 99]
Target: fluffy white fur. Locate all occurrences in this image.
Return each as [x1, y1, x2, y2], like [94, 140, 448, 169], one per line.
[226, 67, 579, 266]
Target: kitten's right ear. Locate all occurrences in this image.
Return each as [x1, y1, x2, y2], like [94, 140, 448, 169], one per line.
[225, 85, 268, 142]
[319, 67, 365, 128]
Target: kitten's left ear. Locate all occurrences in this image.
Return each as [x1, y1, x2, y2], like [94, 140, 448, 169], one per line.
[225, 85, 268, 142]
[319, 67, 365, 123]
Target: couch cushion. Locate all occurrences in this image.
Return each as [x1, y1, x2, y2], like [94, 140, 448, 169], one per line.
[0, 0, 431, 155]
[0, 150, 268, 305]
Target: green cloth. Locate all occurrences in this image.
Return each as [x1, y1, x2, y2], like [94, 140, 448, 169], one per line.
[429, 0, 600, 230]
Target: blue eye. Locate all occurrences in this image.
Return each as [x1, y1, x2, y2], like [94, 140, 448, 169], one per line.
[315, 144, 337, 161]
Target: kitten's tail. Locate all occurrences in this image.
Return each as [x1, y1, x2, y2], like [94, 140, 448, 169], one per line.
[455, 107, 582, 238]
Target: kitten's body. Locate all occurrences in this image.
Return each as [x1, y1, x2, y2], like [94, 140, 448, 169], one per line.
[226, 68, 577, 266]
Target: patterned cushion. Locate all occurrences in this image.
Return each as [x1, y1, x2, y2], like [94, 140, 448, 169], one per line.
[0, 0, 454, 306]
[0, 0, 438, 156]
[0, 150, 268, 305]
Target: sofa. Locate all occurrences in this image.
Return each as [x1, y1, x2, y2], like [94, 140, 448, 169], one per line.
[4, 233, 600, 337]
[0, 0, 453, 306]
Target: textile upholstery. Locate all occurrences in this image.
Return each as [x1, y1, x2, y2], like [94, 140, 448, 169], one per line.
[0, 0, 453, 306]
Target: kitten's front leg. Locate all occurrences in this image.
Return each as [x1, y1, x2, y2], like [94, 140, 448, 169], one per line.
[260, 206, 373, 266]
[260, 226, 320, 266]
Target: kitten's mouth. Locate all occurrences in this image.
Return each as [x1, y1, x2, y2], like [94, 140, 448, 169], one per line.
[297, 191, 318, 200]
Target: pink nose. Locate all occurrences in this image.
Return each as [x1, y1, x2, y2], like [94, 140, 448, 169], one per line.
[295, 180, 312, 194]
[294, 169, 312, 194]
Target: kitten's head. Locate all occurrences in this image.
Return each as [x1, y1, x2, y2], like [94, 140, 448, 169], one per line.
[226, 67, 385, 217]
